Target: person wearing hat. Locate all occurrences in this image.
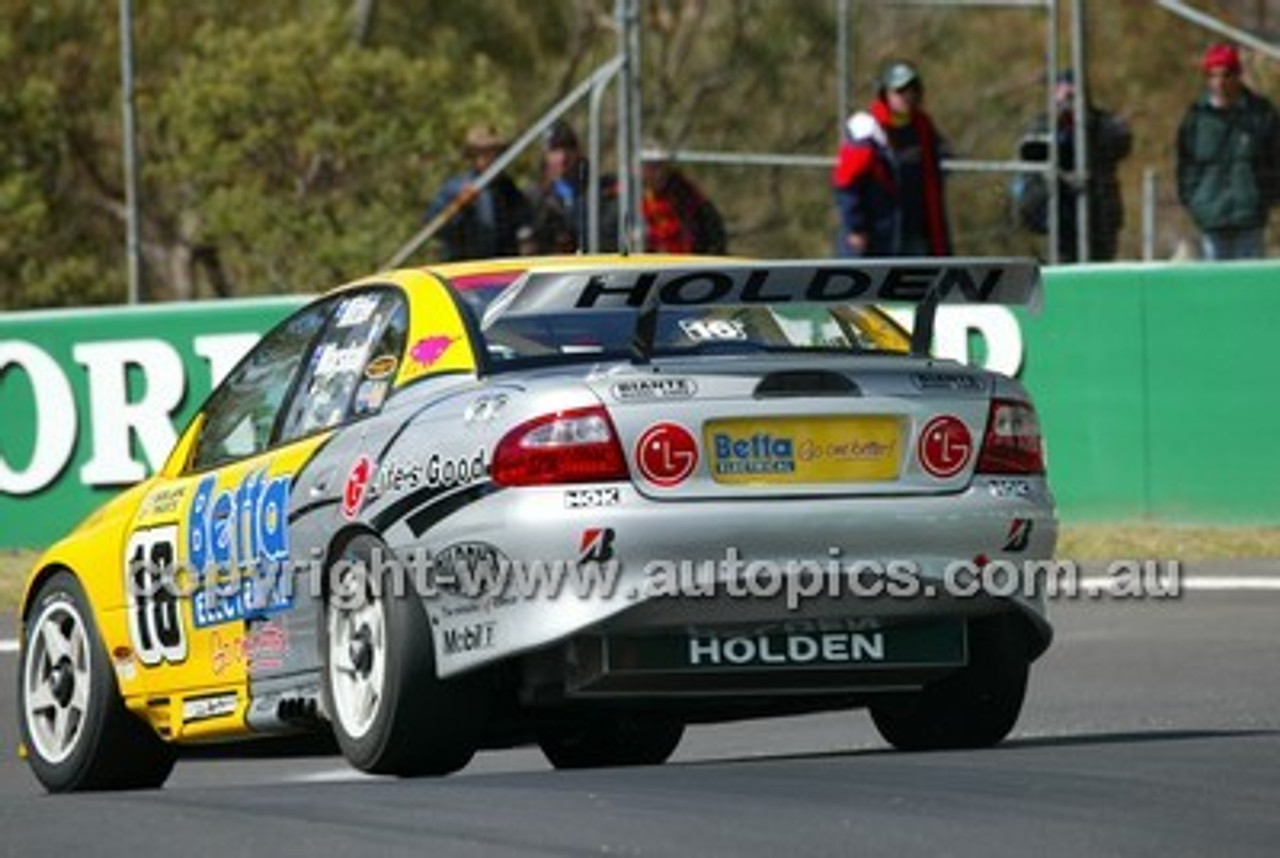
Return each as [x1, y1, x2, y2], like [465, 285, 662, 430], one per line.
[423, 122, 533, 261]
[1013, 69, 1132, 262]
[1177, 44, 1280, 260]
[832, 59, 952, 258]
[528, 119, 620, 253]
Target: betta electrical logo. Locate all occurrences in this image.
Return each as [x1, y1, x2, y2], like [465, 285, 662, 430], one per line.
[711, 432, 796, 475]
[187, 470, 294, 627]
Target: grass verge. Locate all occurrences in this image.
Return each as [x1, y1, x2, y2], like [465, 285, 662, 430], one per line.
[1, 550, 36, 619]
[1057, 524, 1280, 561]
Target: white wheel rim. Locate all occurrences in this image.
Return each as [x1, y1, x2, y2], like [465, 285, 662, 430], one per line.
[327, 565, 386, 740]
[23, 599, 92, 765]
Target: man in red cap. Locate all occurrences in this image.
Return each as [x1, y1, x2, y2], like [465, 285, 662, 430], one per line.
[1176, 44, 1280, 260]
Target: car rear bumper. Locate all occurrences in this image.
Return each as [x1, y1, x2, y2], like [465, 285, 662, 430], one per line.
[394, 477, 1057, 678]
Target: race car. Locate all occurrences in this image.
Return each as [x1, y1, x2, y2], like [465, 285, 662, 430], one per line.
[17, 255, 1057, 791]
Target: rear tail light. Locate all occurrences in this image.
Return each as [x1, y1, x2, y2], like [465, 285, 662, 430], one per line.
[976, 399, 1045, 475]
[492, 406, 629, 486]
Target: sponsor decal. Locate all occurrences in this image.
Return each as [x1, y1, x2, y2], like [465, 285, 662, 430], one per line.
[634, 422, 699, 487]
[342, 455, 374, 520]
[712, 432, 795, 476]
[410, 335, 456, 368]
[1003, 518, 1033, 552]
[988, 478, 1033, 499]
[565, 487, 622, 508]
[372, 449, 489, 499]
[679, 318, 746, 342]
[464, 393, 510, 423]
[579, 527, 616, 563]
[364, 354, 398, 380]
[610, 378, 698, 401]
[336, 294, 380, 328]
[707, 417, 902, 484]
[210, 622, 292, 676]
[314, 343, 368, 377]
[125, 525, 187, 665]
[441, 620, 497, 655]
[137, 485, 187, 520]
[182, 692, 238, 723]
[910, 371, 986, 392]
[572, 266, 1010, 310]
[688, 631, 887, 666]
[187, 470, 295, 628]
[433, 541, 506, 584]
[797, 437, 895, 464]
[917, 415, 973, 478]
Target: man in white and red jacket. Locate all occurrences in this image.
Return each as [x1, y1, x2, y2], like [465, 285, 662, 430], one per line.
[832, 60, 952, 258]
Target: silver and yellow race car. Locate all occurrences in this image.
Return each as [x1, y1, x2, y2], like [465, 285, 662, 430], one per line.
[17, 255, 1056, 791]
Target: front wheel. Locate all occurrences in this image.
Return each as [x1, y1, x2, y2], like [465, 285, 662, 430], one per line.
[322, 535, 489, 776]
[18, 571, 175, 792]
[870, 614, 1030, 751]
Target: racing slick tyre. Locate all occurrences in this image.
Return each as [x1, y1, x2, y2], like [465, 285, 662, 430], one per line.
[18, 571, 176, 792]
[322, 534, 490, 776]
[869, 614, 1029, 751]
[539, 713, 685, 769]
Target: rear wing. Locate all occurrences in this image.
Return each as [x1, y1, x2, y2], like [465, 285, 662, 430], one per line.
[481, 258, 1043, 362]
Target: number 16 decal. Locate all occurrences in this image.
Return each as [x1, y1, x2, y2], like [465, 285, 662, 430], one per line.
[125, 525, 188, 665]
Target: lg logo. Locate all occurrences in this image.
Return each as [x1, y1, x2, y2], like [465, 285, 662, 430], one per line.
[634, 422, 699, 487]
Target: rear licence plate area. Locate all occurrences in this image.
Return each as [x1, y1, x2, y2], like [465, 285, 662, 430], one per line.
[704, 415, 904, 484]
[565, 620, 967, 695]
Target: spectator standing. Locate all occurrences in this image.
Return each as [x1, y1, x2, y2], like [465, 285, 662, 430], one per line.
[1015, 70, 1132, 262]
[1177, 44, 1280, 260]
[832, 60, 952, 258]
[529, 121, 619, 253]
[642, 151, 728, 254]
[424, 124, 533, 260]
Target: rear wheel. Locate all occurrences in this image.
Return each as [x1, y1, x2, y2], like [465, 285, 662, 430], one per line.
[870, 614, 1029, 751]
[539, 713, 684, 769]
[322, 535, 489, 776]
[18, 571, 175, 792]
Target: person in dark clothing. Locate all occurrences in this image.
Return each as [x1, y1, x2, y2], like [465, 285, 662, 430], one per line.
[1177, 43, 1280, 260]
[528, 120, 619, 254]
[642, 153, 727, 254]
[1015, 70, 1132, 262]
[424, 124, 533, 260]
[832, 60, 952, 258]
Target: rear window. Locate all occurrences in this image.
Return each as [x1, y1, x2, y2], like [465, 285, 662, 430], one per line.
[446, 269, 911, 366]
[484, 304, 910, 364]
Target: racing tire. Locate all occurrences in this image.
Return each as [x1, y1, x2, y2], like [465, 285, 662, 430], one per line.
[322, 534, 489, 776]
[18, 571, 176, 792]
[539, 714, 684, 769]
[869, 614, 1029, 752]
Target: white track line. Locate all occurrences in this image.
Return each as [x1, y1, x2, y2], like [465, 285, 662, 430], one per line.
[0, 640, 17, 654]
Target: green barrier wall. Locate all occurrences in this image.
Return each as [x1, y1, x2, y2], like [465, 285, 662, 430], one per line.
[1, 262, 1277, 550]
[0, 297, 303, 548]
[1021, 261, 1280, 524]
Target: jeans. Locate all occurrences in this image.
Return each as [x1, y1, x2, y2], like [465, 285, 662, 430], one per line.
[1201, 228, 1265, 261]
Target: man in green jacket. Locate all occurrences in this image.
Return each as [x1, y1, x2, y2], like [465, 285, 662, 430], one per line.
[1177, 43, 1280, 260]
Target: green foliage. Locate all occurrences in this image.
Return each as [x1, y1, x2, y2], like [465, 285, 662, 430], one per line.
[146, 13, 512, 295]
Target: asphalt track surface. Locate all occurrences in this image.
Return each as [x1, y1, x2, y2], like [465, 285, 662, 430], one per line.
[1, 560, 1278, 857]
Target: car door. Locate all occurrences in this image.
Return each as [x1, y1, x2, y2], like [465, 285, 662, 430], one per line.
[121, 297, 336, 740]
[122, 288, 412, 741]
